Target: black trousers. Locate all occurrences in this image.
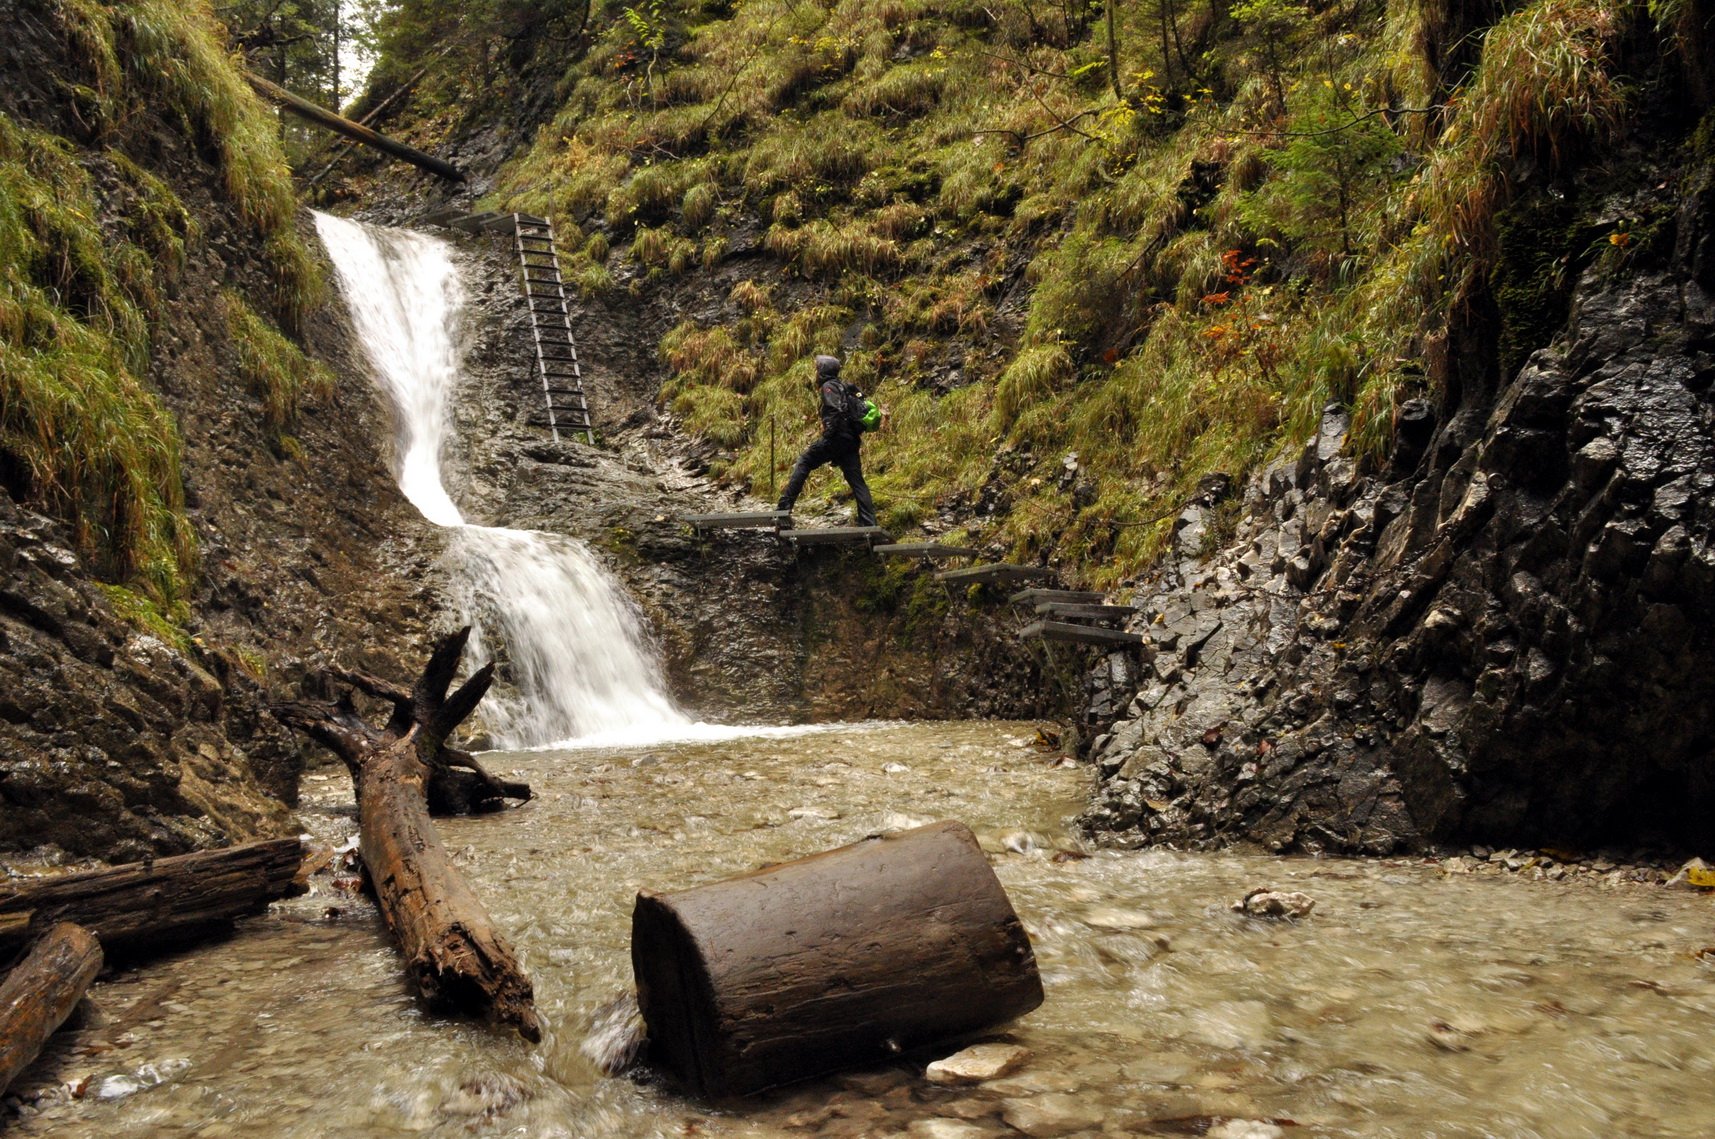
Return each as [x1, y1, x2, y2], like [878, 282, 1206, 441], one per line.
[776, 434, 876, 526]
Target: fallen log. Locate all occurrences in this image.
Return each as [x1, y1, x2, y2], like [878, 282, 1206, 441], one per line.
[272, 629, 540, 1041]
[631, 820, 1043, 1098]
[243, 71, 467, 183]
[0, 838, 305, 957]
[0, 922, 102, 1095]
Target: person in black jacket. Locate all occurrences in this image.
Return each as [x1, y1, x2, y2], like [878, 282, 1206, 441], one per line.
[775, 354, 877, 527]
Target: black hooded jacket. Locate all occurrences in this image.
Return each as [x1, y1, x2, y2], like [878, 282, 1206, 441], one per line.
[814, 354, 864, 442]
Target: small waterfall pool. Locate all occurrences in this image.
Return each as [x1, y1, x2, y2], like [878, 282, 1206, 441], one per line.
[310, 212, 687, 748]
[11, 724, 1715, 1137]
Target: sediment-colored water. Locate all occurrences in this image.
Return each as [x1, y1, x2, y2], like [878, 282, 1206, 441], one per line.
[10, 722, 1714, 1138]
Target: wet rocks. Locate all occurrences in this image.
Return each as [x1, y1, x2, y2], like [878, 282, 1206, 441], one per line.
[924, 1043, 1030, 1086]
[1081, 144, 1715, 856]
[0, 499, 293, 859]
[1232, 889, 1316, 919]
[999, 1091, 1105, 1137]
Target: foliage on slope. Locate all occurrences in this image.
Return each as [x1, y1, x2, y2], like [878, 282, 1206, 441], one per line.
[462, 0, 1682, 583]
[0, 0, 323, 606]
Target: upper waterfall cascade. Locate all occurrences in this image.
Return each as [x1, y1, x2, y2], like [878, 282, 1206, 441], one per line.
[312, 211, 689, 748]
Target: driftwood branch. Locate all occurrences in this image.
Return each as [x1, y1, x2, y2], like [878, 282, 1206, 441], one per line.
[0, 923, 102, 1095]
[243, 71, 467, 182]
[272, 629, 539, 1041]
[0, 839, 306, 957]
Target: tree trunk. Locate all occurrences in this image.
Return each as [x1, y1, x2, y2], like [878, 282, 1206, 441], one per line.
[0, 923, 102, 1095]
[631, 820, 1043, 1098]
[272, 628, 540, 1042]
[0, 838, 305, 957]
[243, 70, 467, 182]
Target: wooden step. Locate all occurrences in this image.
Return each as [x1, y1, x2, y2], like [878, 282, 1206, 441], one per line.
[447, 211, 504, 233]
[1019, 621, 1145, 647]
[685, 511, 791, 532]
[872, 543, 978, 560]
[1034, 602, 1138, 622]
[782, 526, 893, 547]
[1009, 587, 1105, 605]
[935, 564, 1055, 586]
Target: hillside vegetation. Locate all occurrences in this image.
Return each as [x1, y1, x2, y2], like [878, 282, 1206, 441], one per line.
[367, 0, 1706, 584]
[0, 0, 327, 615]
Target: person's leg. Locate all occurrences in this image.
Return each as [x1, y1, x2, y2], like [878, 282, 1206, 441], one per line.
[776, 436, 834, 512]
[835, 443, 877, 527]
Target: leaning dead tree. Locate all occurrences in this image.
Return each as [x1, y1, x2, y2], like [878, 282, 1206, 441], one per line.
[273, 629, 540, 1041]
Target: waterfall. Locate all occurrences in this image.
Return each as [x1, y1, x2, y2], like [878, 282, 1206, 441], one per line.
[312, 211, 689, 748]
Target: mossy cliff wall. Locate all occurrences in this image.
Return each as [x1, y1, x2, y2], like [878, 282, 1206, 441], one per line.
[1083, 102, 1715, 855]
[1, 0, 438, 860]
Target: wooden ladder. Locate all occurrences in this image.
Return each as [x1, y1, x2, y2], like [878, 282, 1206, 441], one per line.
[510, 213, 594, 444]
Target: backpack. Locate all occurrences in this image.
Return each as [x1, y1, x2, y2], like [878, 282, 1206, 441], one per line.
[843, 382, 881, 433]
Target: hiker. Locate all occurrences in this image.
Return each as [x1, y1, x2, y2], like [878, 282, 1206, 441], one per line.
[776, 354, 880, 527]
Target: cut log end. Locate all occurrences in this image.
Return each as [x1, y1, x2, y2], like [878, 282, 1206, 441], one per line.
[632, 820, 1043, 1098]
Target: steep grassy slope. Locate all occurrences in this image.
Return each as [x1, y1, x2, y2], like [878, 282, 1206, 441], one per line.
[0, 0, 438, 858]
[357, 0, 1699, 585]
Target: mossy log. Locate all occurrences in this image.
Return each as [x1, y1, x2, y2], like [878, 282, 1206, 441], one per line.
[631, 820, 1043, 1098]
[0, 922, 102, 1095]
[0, 838, 305, 957]
[272, 628, 540, 1042]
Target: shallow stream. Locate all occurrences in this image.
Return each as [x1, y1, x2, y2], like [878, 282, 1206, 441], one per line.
[12, 722, 1715, 1137]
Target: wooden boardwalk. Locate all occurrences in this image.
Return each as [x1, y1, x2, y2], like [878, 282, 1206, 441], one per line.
[1018, 620, 1145, 647]
[935, 564, 1055, 586]
[782, 526, 892, 547]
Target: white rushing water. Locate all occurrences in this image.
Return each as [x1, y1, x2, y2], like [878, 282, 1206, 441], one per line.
[311, 211, 691, 748]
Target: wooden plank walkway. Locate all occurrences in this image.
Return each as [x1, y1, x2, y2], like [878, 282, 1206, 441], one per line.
[1009, 587, 1105, 605]
[935, 564, 1055, 586]
[872, 543, 978, 560]
[782, 526, 892, 547]
[1034, 602, 1138, 622]
[1019, 620, 1145, 647]
[684, 511, 791, 532]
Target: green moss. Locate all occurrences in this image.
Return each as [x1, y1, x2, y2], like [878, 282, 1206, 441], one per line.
[223, 290, 334, 432]
[0, 113, 195, 603]
[96, 583, 192, 653]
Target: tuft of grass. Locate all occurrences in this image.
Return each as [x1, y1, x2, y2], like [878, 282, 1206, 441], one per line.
[0, 112, 196, 603]
[223, 290, 334, 432]
[60, 0, 321, 332]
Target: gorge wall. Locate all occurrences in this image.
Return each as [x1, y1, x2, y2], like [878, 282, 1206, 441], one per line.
[1083, 109, 1715, 855]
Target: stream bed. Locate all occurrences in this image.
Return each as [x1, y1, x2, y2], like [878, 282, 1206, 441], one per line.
[10, 721, 1715, 1137]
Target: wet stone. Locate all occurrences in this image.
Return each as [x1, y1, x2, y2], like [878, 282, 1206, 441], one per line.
[906, 1118, 993, 1139]
[999, 1092, 1105, 1137]
[924, 1043, 1030, 1086]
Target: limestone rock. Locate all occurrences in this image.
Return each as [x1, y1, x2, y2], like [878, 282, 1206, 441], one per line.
[1232, 889, 1316, 919]
[1000, 1092, 1104, 1137]
[924, 1043, 1030, 1086]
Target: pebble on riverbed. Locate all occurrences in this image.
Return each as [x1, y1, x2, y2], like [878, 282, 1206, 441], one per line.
[1232, 889, 1315, 918]
[924, 1043, 1030, 1085]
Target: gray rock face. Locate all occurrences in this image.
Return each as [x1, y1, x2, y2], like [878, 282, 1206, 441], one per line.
[1083, 132, 1715, 855]
[0, 497, 292, 859]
